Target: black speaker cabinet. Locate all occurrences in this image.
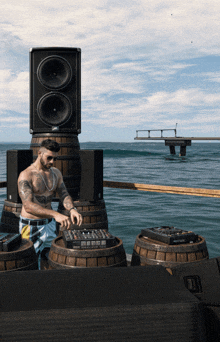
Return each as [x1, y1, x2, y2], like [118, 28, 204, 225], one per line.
[30, 47, 81, 134]
[170, 257, 220, 305]
[7, 150, 33, 203]
[80, 150, 103, 201]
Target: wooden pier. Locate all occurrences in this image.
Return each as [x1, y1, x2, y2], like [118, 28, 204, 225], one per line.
[134, 129, 220, 156]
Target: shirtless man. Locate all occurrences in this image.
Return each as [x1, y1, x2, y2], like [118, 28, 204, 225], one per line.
[18, 139, 82, 265]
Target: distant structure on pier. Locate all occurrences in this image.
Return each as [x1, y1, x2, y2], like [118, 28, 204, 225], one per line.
[134, 126, 220, 156]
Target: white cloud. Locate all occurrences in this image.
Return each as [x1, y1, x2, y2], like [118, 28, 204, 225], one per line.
[0, 70, 29, 113]
[0, 0, 220, 140]
[1, 0, 220, 57]
[203, 72, 220, 83]
[82, 88, 220, 128]
[0, 116, 27, 123]
[146, 89, 220, 108]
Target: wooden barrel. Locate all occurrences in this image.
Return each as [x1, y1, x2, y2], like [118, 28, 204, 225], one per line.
[30, 133, 81, 200]
[57, 199, 108, 233]
[1, 200, 21, 233]
[48, 236, 127, 268]
[131, 233, 209, 268]
[0, 239, 38, 272]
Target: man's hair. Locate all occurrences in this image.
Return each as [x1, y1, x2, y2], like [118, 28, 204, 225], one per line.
[40, 139, 60, 152]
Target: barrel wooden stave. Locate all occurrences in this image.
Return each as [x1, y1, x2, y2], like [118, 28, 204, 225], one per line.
[0, 239, 38, 272]
[1, 200, 21, 233]
[131, 234, 209, 268]
[48, 236, 127, 269]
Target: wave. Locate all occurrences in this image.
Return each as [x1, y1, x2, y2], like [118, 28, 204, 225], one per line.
[103, 149, 161, 157]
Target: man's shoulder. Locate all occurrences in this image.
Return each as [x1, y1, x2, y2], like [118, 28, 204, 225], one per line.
[18, 165, 34, 180]
[51, 167, 62, 177]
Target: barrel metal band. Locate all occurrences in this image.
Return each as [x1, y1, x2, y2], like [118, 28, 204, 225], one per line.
[51, 237, 123, 257]
[77, 209, 107, 217]
[136, 235, 207, 253]
[31, 143, 80, 148]
[4, 201, 22, 208]
[48, 258, 127, 269]
[33, 155, 80, 160]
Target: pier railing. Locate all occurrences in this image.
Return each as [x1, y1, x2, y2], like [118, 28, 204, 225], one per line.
[136, 129, 177, 138]
[1, 180, 220, 198]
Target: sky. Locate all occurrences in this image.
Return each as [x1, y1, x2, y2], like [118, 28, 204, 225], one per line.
[1, 0, 220, 143]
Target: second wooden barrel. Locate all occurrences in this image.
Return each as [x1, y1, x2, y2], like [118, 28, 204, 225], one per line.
[1, 200, 21, 233]
[0, 239, 38, 272]
[30, 133, 81, 200]
[131, 233, 209, 268]
[48, 236, 127, 268]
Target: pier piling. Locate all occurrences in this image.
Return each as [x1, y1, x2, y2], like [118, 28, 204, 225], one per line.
[179, 145, 186, 157]
[165, 139, 191, 156]
[169, 145, 176, 155]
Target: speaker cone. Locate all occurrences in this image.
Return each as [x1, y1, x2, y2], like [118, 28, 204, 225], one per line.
[37, 56, 72, 90]
[37, 93, 72, 126]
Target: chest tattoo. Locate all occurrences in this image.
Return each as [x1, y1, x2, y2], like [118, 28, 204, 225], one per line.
[32, 172, 57, 193]
[34, 194, 54, 206]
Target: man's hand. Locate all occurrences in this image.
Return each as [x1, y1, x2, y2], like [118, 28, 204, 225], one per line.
[54, 212, 72, 230]
[69, 208, 82, 226]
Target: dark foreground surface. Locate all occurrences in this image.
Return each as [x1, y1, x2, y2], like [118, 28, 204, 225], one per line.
[1, 265, 219, 341]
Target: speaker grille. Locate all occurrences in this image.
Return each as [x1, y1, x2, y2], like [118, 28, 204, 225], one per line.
[37, 56, 72, 90]
[37, 93, 72, 126]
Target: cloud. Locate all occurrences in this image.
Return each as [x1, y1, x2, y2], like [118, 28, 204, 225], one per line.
[1, 0, 220, 140]
[0, 70, 29, 113]
[1, 1, 220, 58]
[147, 89, 220, 107]
[202, 72, 220, 83]
[82, 88, 220, 128]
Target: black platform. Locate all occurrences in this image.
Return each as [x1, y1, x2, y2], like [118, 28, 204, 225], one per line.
[1, 266, 207, 341]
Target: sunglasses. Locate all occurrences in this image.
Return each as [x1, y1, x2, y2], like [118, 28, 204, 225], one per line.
[47, 156, 57, 162]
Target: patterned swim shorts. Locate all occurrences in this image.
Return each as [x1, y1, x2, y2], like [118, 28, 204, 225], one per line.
[19, 216, 57, 256]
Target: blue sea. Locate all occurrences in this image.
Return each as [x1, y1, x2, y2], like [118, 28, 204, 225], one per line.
[0, 141, 219, 259]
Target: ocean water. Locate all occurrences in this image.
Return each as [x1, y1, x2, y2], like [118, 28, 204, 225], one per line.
[0, 141, 219, 259]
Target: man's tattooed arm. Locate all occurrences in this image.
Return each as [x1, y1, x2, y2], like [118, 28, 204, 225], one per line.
[57, 182, 74, 210]
[18, 180, 33, 202]
[56, 176, 82, 226]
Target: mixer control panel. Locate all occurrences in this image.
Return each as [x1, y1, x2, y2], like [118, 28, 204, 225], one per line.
[141, 226, 198, 245]
[62, 229, 117, 249]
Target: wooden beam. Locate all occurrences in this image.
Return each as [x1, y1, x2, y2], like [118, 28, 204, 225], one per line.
[1, 180, 220, 198]
[103, 181, 220, 198]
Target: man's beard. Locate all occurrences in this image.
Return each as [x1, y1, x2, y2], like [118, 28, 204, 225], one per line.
[40, 157, 52, 169]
